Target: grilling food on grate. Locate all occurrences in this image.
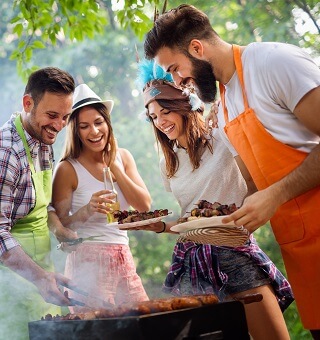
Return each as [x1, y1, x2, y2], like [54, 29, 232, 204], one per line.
[178, 200, 238, 223]
[114, 209, 169, 224]
[41, 294, 219, 321]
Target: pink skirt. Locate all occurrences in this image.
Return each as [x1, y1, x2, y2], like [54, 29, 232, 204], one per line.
[64, 243, 149, 313]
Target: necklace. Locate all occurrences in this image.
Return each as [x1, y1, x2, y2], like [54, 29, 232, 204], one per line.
[177, 144, 188, 153]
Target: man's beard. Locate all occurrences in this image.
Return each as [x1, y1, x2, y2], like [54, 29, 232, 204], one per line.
[189, 54, 217, 103]
[26, 107, 56, 145]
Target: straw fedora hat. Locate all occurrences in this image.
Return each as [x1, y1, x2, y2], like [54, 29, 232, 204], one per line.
[72, 83, 114, 114]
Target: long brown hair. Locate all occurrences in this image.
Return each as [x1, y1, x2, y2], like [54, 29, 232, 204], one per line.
[60, 103, 116, 165]
[147, 98, 213, 178]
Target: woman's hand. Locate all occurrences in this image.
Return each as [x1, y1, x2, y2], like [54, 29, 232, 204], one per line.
[106, 148, 152, 212]
[205, 100, 220, 129]
[120, 221, 168, 233]
[109, 155, 122, 175]
[86, 189, 117, 215]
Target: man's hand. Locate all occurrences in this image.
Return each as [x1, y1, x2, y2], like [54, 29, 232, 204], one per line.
[1, 246, 75, 306]
[53, 226, 78, 243]
[56, 241, 79, 253]
[34, 271, 74, 306]
[222, 187, 280, 233]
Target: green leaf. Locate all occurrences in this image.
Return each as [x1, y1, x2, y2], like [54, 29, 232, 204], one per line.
[32, 41, 46, 49]
[10, 16, 22, 24]
[24, 46, 33, 62]
[18, 40, 26, 49]
[13, 23, 24, 36]
[9, 50, 20, 60]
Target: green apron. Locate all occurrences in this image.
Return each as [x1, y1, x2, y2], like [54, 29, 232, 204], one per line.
[0, 115, 61, 340]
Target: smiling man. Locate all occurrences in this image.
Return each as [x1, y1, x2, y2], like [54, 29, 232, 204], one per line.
[0, 67, 78, 339]
[144, 4, 320, 337]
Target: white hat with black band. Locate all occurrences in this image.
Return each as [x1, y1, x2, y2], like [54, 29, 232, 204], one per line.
[72, 83, 114, 114]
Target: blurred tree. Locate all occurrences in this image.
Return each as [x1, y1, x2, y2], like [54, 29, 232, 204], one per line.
[9, 0, 108, 79]
[5, 0, 320, 79]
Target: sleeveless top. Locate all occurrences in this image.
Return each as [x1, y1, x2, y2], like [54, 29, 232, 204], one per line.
[68, 152, 129, 245]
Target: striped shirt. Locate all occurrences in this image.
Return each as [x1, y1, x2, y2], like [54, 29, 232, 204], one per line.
[0, 113, 53, 256]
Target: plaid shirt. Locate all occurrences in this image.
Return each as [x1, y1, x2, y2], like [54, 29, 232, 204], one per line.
[163, 236, 294, 312]
[0, 113, 53, 256]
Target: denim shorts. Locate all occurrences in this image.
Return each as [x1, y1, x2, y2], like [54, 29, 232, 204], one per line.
[217, 248, 271, 294]
[180, 247, 271, 296]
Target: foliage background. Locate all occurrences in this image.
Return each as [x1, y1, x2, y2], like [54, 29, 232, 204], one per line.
[1, 1, 319, 338]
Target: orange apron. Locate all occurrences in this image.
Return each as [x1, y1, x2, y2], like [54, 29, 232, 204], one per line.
[219, 45, 320, 328]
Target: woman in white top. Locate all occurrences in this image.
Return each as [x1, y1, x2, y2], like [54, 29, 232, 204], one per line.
[132, 60, 294, 340]
[52, 84, 151, 311]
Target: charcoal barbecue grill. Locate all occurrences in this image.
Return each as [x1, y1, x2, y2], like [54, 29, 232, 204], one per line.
[28, 301, 249, 340]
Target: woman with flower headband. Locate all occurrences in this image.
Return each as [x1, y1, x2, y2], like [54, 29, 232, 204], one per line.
[131, 60, 294, 339]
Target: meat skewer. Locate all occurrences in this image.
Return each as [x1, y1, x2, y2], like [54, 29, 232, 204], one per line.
[182, 200, 239, 222]
[114, 209, 169, 224]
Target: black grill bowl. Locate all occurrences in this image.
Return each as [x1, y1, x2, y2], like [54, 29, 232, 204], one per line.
[29, 301, 249, 340]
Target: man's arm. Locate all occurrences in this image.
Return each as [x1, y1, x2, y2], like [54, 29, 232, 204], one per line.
[0, 246, 72, 305]
[223, 86, 320, 232]
[294, 86, 320, 135]
[47, 210, 77, 243]
[224, 143, 320, 232]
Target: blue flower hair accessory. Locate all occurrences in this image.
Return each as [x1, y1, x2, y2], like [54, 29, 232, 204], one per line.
[136, 59, 173, 91]
[137, 59, 202, 112]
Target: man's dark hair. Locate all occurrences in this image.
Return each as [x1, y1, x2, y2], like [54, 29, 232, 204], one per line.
[24, 67, 75, 106]
[144, 4, 218, 59]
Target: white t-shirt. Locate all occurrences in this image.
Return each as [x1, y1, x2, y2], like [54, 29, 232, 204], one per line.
[68, 153, 129, 245]
[217, 42, 320, 156]
[160, 129, 247, 217]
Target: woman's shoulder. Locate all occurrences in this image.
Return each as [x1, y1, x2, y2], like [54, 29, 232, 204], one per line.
[117, 148, 135, 161]
[53, 159, 78, 189]
[117, 147, 131, 156]
[55, 159, 77, 177]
